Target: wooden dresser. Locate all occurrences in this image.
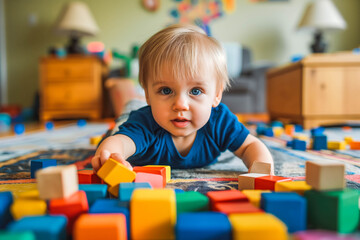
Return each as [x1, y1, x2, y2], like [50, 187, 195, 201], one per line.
[40, 55, 104, 121]
[267, 52, 360, 129]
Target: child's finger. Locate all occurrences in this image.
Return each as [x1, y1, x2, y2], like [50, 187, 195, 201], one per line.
[100, 150, 111, 162]
[91, 156, 101, 173]
[110, 153, 132, 170]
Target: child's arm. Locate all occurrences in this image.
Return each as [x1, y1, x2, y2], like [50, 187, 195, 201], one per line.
[91, 134, 136, 172]
[233, 134, 274, 175]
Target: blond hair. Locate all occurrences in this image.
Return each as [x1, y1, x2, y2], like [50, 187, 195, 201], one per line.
[138, 24, 229, 91]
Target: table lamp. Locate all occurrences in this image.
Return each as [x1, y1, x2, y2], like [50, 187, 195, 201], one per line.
[54, 1, 99, 54]
[297, 0, 346, 53]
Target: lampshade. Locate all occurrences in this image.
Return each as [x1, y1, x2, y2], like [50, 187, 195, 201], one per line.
[297, 0, 346, 31]
[54, 1, 99, 37]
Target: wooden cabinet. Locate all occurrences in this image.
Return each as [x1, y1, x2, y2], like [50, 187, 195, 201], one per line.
[40, 56, 104, 121]
[267, 53, 360, 129]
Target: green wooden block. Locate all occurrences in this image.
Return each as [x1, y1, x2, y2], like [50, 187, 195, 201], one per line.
[176, 191, 209, 214]
[0, 231, 35, 240]
[304, 188, 359, 233]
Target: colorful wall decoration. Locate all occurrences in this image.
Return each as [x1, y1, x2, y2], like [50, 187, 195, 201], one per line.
[169, 0, 236, 36]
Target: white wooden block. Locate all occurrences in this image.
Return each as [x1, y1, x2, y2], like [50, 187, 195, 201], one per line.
[36, 165, 79, 200]
[238, 173, 268, 190]
[250, 162, 272, 175]
[305, 161, 345, 191]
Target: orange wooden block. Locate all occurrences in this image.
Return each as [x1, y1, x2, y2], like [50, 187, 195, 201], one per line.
[255, 176, 292, 191]
[285, 125, 295, 136]
[49, 191, 89, 233]
[134, 172, 163, 189]
[78, 170, 102, 184]
[350, 141, 360, 150]
[74, 213, 127, 240]
[206, 190, 248, 209]
[133, 166, 166, 187]
[213, 201, 263, 215]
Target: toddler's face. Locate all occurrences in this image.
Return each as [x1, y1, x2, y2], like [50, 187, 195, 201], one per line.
[145, 66, 222, 139]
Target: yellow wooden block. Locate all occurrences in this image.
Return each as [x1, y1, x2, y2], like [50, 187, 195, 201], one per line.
[131, 189, 176, 240]
[144, 165, 171, 182]
[11, 198, 47, 220]
[36, 165, 79, 200]
[273, 127, 284, 137]
[274, 181, 311, 196]
[344, 136, 353, 145]
[241, 190, 271, 207]
[293, 134, 308, 141]
[328, 141, 346, 150]
[97, 158, 136, 187]
[108, 184, 119, 198]
[90, 135, 103, 145]
[17, 189, 40, 199]
[229, 213, 287, 240]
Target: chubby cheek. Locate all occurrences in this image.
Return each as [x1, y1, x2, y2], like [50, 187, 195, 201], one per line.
[192, 105, 212, 127]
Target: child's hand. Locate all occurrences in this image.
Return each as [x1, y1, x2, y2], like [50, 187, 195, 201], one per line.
[91, 150, 133, 173]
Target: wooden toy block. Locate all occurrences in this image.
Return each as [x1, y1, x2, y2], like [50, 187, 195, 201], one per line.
[263, 128, 274, 137]
[274, 181, 311, 195]
[78, 184, 108, 206]
[228, 213, 287, 240]
[36, 164, 78, 200]
[144, 165, 171, 182]
[241, 190, 271, 208]
[310, 127, 324, 136]
[255, 175, 292, 191]
[97, 158, 136, 186]
[30, 159, 57, 179]
[131, 189, 176, 240]
[261, 192, 307, 233]
[272, 127, 284, 137]
[312, 135, 328, 150]
[305, 161, 345, 191]
[108, 184, 119, 197]
[74, 213, 127, 240]
[176, 191, 209, 214]
[214, 201, 263, 215]
[344, 136, 353, 145]
[174, 189, 184, 193]
[206, 190, 248, 210]
[327, 141, 346, 150]
[293, 134, 308, 141]
[134, 172, 163, 189]
[304, 189, 359, 233]
[0, 231, 35, 240]
[250, 162, 272, 174]
[238, 173, 268, 190]
[7, 215, 67, 240]
[133, 166, 166, 187]
[10, 198, 47, 220]
[0, 191, 13, 228]
[77, 169, 102, 184]
[119, 182, 152, 202]
[49, 191, 89, 233]
[89, 135, 102, 145]
[176, 212, 232, 240]
[292, 139, 306, 151]
[17, 189, 40, 199]
[285, 124, 295, 136]
[350, 141, 360, 150]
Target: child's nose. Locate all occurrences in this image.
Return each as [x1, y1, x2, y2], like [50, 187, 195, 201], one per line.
[173, 94, 189, 111]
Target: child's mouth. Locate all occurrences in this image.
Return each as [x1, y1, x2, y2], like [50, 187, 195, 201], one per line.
[171, 118, 190, 128]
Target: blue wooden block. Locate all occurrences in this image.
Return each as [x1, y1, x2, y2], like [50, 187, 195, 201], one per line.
[312, 135, 328, 150]
[78, 184, 108, 207]
[7, 215, 67, 240]
[119, 182, 152, 202]
[292, 139, 306, 151]
[260, 192, 307, 233]
[174, 189, 185, 193]
[89, 199, 130, 239]
[0, 191, 13, 229]
[295, 124, 303, 132]
[311, 127, 325, 137]
[30, 159, 57, 179]
[176, 212, 231, 240]
[286, 140, 293, 147]
[264, 128, 274, 137]
[271, 121, 283, 127]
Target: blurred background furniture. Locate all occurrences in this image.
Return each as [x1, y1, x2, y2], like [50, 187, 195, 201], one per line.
[221, 44, 275, 113]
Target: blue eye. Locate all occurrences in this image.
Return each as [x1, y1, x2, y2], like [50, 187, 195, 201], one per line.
[160, 87, 172, 95]
[190, 88, 202, 96]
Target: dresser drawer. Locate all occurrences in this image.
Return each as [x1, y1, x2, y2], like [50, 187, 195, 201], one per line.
[43, 61, 93, 80]
[42, 82, 100, 110]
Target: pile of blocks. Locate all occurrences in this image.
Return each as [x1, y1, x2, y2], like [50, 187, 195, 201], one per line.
[0, 158, 359, 239]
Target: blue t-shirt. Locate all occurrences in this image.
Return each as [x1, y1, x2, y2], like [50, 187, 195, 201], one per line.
[115, 103, 249, 169]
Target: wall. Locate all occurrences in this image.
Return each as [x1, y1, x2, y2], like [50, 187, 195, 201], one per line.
[4, 0, 360, 108]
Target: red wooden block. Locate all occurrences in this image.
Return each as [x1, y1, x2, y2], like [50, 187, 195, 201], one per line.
[206, 190, 248, 209]
[255, 176, 292, 191]
[134, 172, 163, 189]
[133, 166, 166, 187]
[78, 170, 103, 184]
[350, 141, 360, 150]
[213, 201, 263, 215]
[49, 190, 89, 233]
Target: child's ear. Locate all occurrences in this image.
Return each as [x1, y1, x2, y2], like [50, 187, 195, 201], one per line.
[212, 86, 223, 108]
